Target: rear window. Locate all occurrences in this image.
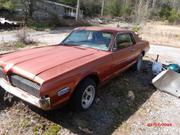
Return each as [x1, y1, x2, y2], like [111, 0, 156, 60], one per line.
[115, 33, 133, 49]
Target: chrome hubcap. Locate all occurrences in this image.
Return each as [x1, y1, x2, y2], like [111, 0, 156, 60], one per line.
[81, 85, 95, 109]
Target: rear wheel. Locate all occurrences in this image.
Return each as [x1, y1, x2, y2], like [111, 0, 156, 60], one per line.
[71, 78, 96, 111]
[135, 54, 143, 72]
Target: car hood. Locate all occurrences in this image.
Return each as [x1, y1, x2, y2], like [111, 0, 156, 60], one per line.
[0, 45, 101, 82]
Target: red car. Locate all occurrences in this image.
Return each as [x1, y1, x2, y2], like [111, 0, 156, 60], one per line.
[0, 27, 149, 111]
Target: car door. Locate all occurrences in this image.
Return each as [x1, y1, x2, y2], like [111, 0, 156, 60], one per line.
[112, 33, 138, 74]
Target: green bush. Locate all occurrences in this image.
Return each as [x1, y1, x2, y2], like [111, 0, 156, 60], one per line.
[27, 19, 50, 31]
[168, 9, 180, 23]
[159, 4, 171, 19]
[159, 3, 180, 23]
[132, 25, 140, 32]
[121, 4, 132, 17]
[14, 41, 26, 48]
[104, 0, 132, 18]
[0, 0, 15, 11]
[105, 0, 121, 16]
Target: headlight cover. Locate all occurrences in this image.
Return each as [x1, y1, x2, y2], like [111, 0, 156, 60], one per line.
[10, 74, 41, 97]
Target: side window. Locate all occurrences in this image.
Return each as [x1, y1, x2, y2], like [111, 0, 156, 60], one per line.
[115, 33, 133, 50]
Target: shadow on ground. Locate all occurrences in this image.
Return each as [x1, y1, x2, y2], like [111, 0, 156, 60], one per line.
[0, 87, 19, 111]
[25, 60, 156, 135]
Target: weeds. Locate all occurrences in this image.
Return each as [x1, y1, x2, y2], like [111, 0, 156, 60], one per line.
[27, 19, 50, 31]
[132, 25, 141, 32]
[19, 118, 30, 128]
[16, 27, 35, 44]
[43, 124, 61, 135]
[14, 41, 26, 48]
[33, 124, 44, 135]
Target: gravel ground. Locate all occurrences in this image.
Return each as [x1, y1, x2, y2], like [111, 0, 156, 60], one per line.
[0, 28, 71, 45]
[113, 90, 180, 135]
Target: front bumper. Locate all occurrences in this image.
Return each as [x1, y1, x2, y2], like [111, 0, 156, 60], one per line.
[0, 78, 51, 110]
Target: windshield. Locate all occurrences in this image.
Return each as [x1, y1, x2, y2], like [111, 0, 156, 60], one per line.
[62, 30, 113, 51]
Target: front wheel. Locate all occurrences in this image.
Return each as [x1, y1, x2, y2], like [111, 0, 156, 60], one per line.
[71, 78, 96, 111]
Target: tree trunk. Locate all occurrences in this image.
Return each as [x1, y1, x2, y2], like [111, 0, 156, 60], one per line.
[101, 0, 105, 16]
[76, 0, 80, 21]
[152, 0, 156, 9]
[29, 0, 34, 17]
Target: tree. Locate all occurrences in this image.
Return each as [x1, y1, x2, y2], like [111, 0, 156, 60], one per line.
[19, 0, 36, 23]
[0, 0, 15, 11]
[105, 0, 121, 16]
[1, 0, 180, 23]
[81, 0, 101, 17]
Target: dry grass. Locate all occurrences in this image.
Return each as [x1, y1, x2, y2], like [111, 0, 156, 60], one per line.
[140, 21, 180, 48]
[16, 27, 36, 45]
[0, 41, 40, 55]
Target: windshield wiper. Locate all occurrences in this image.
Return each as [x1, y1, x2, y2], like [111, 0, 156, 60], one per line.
[79, 45, 102, 51]
[61, 43, 102, 51]
[60, 43, 70, 46]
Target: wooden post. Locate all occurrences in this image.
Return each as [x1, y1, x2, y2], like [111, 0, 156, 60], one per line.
[76, 0, 80, 21]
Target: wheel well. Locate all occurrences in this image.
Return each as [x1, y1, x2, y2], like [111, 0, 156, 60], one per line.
[71, 74, 100, 98]
[79, 74, 100, 86]
[74, 74, 100, 91]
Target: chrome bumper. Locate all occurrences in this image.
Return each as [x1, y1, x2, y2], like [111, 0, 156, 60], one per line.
[0, 78, 51, 110]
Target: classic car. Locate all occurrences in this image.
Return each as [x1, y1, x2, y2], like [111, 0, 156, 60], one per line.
[0, 27, 149, 111]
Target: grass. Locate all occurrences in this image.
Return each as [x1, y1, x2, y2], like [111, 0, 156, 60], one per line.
[26, 19, 50, 31]
[14, 41, 26, 48]
[33, 123, 61, 135]
[33, 124, 44, 135]
[132, 25, 141, 32]
[43, 124, 61, 135]
[0, 41, 38, 52]
[19, 118, 30, 128]
[140, 21, 180, 47]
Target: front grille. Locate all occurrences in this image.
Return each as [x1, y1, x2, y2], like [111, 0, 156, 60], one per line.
[0, 67, 7, 80]
[10, 74, 41, 97]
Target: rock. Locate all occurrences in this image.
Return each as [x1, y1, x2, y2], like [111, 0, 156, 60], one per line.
[78, 126, 93, 134]
[95, 98, 100, 104]
[127, 91, 135, 101]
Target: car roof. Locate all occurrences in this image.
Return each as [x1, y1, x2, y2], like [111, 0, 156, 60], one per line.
[75, 26, 132, 34]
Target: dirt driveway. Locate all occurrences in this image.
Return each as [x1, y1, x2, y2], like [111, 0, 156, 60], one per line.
[0, 25, 180, 135]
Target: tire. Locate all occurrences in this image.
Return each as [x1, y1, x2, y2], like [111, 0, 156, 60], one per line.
[0, 87, 5, 98]
[71, 78, 96, 111]
[134, 54, 143, 72]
